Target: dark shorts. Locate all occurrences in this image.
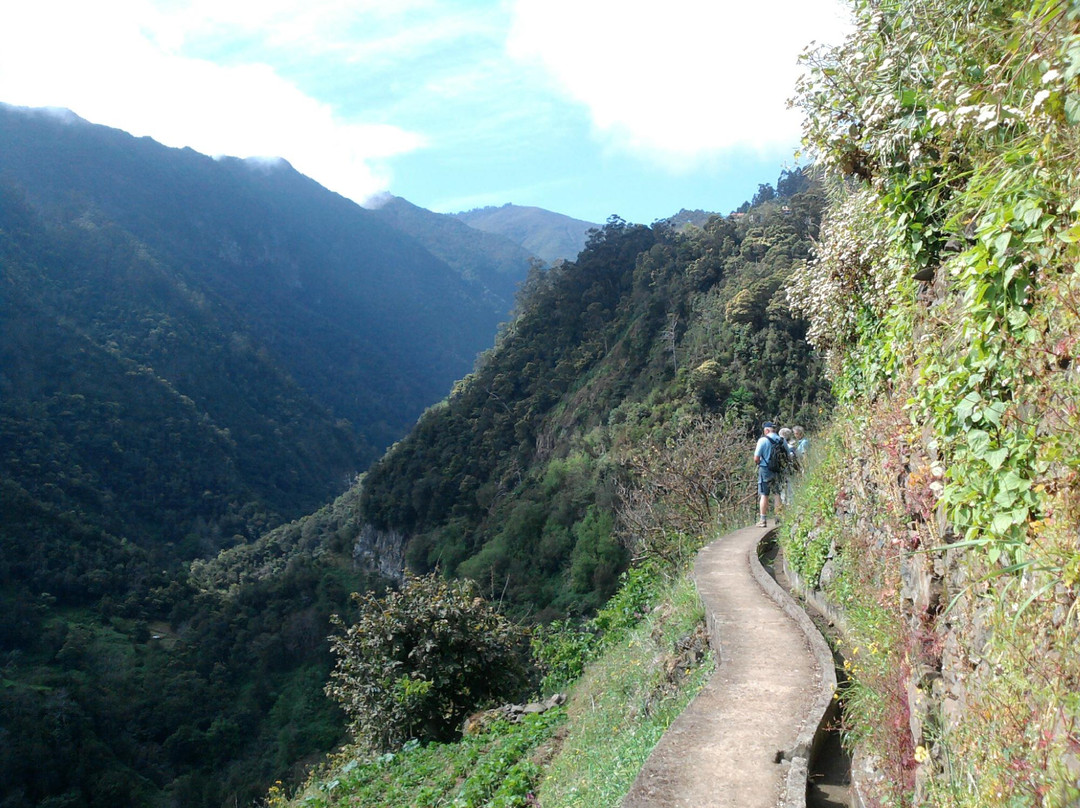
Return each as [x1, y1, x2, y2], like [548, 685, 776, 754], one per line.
[757, 468, 774, 496]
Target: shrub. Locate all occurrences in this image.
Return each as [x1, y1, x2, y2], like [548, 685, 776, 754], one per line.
[780, 430, 841, 587]
[530, 560, 668, 698]
[326, 573, 527, 751]
[530, 619, 596, 696]
[615, 414, 753, 565]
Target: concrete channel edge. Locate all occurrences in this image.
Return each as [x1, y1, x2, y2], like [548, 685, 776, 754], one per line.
[748, 528, 839, 808]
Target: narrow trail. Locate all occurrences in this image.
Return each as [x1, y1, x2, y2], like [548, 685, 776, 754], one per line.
[620, 524, 836, 808]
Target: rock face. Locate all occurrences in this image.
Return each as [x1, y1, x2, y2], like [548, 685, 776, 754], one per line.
[783, 413, 1008, 807]
[783, 379, 1080, 807]
[462, 694, 567, 736]
[353, 524, 407, 582]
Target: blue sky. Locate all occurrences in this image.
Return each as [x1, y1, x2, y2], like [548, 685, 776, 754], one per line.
[0, 0, 849, 225]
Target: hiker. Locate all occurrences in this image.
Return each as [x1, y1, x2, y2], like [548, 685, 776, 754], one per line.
[754, 421, 791, 528]
[778, 427, 796, 505]
[778, 426, 795, 449]
[793, 426, 809, 471]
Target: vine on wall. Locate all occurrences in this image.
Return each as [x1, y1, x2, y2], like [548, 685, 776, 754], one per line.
[788, 0, 1080, 804]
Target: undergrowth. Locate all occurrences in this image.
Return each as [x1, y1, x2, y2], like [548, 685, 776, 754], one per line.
[782, 417, 916, 806]
[267, 555, 713, 808]
[925, 514, 1080, 808]
[267, 711, 561, 808]
[786, 0, 1080, 803]
[783, 408, 1080, 806]
[534, 573, 712, 808]
[780, 430, 843, 587]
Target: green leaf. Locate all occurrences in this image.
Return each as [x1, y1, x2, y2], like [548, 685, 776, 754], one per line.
[993, 512, 1015, 533]
[1007, 308, 1030, 329]
[1059, 223, 1080, 244]
[956, 391, 982, 422]
[966, 429, 991, 458]
[993, 232, 1012, 256]
[1009, 506, 1030, 525]
[995, 487, 1019, 508]
[985, 447, 1009, 470]
[1002, 470, 1029, 491]
[983, 401, 1006, 426]
[1066, 94, 1080, 125]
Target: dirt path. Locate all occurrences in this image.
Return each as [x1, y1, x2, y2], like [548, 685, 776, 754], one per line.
[619, 524, 835, 808]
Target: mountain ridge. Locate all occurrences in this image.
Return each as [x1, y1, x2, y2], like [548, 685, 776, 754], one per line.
[367, 194, 534, 313]
[453, 202, 597, 263]
[0, 104, 540, 808]
[0, 102, 520, 470]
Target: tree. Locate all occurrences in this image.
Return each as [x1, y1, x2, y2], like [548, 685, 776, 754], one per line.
[751, 183, 776, 206]
[326, 573, 527, 750]
[776, 168, 810, 198]
[616, 416, 753, 564]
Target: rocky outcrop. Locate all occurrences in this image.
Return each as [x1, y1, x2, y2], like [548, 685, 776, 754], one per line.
[783, 420, 1025, 807]
[353, 524, 407, 582]
[462, 693, 568, 736]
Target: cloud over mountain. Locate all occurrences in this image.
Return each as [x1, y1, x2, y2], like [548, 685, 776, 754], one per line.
[507, 0, 850, 166]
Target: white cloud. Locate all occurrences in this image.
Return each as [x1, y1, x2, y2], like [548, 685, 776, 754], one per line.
[507, 0, 850, 168]
[160, 0, 476, 66]
[0, 0, 852, 214]
[0, 0, 427, 205]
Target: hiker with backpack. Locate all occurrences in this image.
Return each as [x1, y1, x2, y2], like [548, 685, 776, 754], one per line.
[754, 421, 793, 528]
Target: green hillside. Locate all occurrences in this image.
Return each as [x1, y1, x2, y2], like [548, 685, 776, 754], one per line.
[0, 185, 363, 558]
[255, 174, 833, 808]
[0, 104, 532, 808]
[0, 102, 531, 565]
[369, 195, 534, 313]
[0, 109, 835, 808]
[0, 104, 509, 457]
[360, 188, 831, 617]
[0, 480, 388, 808]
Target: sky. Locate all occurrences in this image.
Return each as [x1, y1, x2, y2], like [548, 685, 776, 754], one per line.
[0, 0, 850, 226]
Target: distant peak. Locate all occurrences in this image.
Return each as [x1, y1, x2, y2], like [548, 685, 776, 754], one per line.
[363, 191, 397, 210]
[235, 155, 292, 173]
[1, 102, 85, 126]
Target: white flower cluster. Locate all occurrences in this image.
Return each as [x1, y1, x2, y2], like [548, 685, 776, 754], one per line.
[795, 0, 1076, 184]
[787, 187, 899, 361]
[922, 54, 1062, 140]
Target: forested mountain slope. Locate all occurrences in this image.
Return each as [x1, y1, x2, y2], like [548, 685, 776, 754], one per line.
[0, 185, 362, 557]
[0, 104, 527, 808]
[0, 475, 389, 808]
[0, 169, 830, 808]
[368, 195, 534, 312]
[0, 103, 527, 561]
[0, 104, 510, 460]
[245, 176, 834, 808]
[0, 102, 832, 807]
[361, 184, 832, 616]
